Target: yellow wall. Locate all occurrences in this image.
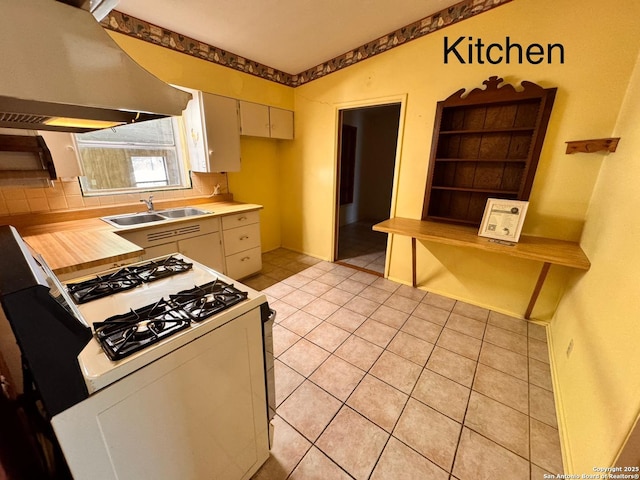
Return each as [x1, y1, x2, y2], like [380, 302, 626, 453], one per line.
[550, 47, 640, 472]
[231, 137, 282, 251]
[280, 0, 640, 320]
[108, 32, 294, 251]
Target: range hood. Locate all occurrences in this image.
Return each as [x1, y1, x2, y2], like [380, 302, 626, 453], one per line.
[0, 0, 192, 133]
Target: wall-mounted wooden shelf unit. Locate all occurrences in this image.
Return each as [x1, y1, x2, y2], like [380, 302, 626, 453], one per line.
[422, 76, 557, 226]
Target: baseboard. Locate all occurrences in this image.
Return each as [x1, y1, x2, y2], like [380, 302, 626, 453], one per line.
[547, 325, 574, 474]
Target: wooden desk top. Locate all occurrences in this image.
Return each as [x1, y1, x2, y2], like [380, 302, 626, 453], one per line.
[373, 217, 590, 270]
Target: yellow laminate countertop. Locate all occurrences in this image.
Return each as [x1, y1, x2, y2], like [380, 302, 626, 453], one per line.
[17, 201, 262, 276]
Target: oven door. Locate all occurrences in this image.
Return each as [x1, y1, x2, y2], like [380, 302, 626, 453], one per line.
[51, 307, 269, 480]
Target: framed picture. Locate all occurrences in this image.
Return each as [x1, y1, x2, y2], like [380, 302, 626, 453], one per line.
[478, 198, 529, 243]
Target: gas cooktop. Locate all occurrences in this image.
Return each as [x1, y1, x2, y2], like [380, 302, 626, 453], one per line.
[92, 279, 249, 360]
[66, 256, 193, 304]
[70, 258, 250, 360]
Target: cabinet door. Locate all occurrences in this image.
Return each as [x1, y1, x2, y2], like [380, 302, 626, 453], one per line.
[239, 101, 270, 138]
[202, 93, 241, 172]
[269, 107, 294, 140]
[37, 131, 82, 178]
[180, 89, 208, 173]
[178, 232, 225, 273]
[141, 242, 178, 261]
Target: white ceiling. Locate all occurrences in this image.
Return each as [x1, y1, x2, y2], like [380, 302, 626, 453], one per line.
[116, 0, 460, 74]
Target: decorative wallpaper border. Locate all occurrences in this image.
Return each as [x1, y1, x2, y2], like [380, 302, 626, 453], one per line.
[291, 0, 512, 86]
[102, 0, 512, 88]
[101, 11, 294, 86]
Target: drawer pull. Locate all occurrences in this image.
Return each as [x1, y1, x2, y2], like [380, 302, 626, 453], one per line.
[241, 256, 251, 262]
[240, 235, 250, 240]
[238, 216, 247, 221]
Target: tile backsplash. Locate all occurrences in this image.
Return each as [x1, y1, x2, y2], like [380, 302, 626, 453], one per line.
[0, 172, 227, 216]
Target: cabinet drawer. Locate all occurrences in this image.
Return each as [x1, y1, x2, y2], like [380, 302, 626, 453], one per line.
[225, 246, 262, 280]
[222, 210, 260, 230]
[223, 223, 261, 256]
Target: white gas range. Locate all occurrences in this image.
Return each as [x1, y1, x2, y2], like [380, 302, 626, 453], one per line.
[0, 226, 273, 480]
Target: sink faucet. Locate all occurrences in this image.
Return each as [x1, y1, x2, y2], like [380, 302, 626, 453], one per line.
[140, 195, 154, 212]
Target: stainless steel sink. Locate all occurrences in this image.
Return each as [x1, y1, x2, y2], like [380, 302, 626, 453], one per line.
[101, 213, 168, 227]
[102, 207, 210, 227]
[156, 207, 211, 218]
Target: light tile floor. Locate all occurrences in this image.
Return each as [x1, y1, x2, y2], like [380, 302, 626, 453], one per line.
[246, 249, 563, 480]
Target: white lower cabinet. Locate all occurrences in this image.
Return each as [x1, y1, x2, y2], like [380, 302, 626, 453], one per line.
[116, 211, 262, 279]
[225, 246, 262, 280]
[139, 242, 178, 261]
[118, 217, 225, 273]
[178, 232, 224, 273]
[221, 211, 262, 280]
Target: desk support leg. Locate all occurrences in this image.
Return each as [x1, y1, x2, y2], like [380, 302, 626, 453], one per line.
[411, 237, 417, 288]
[525, 262, 551, 320]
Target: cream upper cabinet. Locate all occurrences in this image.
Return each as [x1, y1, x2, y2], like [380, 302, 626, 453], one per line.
[269, 107, 294, 140]
[239, 101, 270, 137]
[181, 88, 241, 173]
[239, 101, 294, 140]
[37, 130, 83, 178]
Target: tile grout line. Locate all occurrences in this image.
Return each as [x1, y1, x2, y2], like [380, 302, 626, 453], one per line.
[446, 304, 488, 478]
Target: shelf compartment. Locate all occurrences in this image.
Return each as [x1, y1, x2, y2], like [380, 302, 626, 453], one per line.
[436, 131, 533, 160]
[440, 99, 541, 131]
[427, 189, 519, 224]
[439, 127, 535, 134]
[435, 158, 527, 163]
[432, 161, 525, 192]
[431, 186, 520, 195]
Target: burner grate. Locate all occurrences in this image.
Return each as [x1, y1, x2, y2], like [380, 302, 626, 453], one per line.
[92, 277, 249, 360]
[93, 298, 191, 361]
[67, 256, 193, 304]
[135, 256, 193, 283]
[170, 280, 249, 322]
[67, 268, 140, 304]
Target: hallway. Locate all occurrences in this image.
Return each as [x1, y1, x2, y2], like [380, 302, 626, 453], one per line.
[336, 220, 387, 275]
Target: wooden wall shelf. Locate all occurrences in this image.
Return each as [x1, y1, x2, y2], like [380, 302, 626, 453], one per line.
[373, 217, 590, 319]
[422, 76, 556, 227]
[565, 138, 620, 154]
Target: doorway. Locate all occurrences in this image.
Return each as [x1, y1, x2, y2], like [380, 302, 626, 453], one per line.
[335, 103, 401, 274]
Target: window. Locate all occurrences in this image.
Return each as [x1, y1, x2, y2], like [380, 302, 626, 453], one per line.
[131, 156, 169, 187]
[75, 117, 190, 195]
